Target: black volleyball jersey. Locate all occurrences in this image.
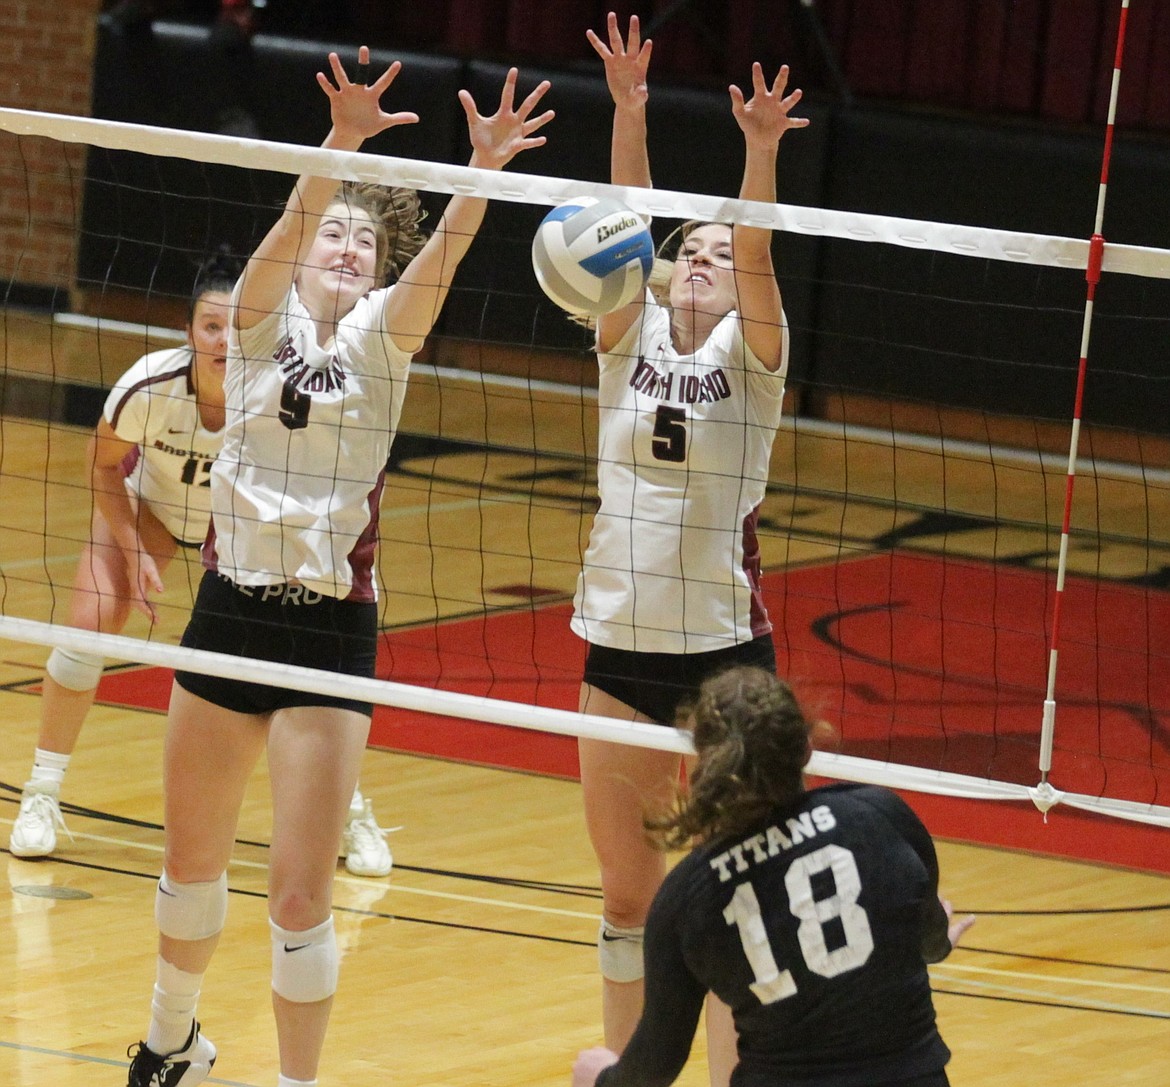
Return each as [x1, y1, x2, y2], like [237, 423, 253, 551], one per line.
[597, 783, 952, 1087]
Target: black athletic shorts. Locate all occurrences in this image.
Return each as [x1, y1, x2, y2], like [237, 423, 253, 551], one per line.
[583, 633, 777, 726]
[175, 571, 378, 716]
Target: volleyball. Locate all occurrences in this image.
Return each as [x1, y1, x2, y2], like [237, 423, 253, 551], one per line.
[532, 197, 655, 317]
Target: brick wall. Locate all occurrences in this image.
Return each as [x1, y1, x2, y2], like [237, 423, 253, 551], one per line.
[0, 1, 101, 302]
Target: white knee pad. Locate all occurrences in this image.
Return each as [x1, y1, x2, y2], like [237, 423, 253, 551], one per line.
[598, 919, 645, 983]
[155, 871, 228, 941]
[270, 916, 339, 1003]
[46, 647, 105, 691]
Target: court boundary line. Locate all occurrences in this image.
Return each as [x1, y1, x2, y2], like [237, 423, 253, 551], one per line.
[0, 1039, 259, 1087]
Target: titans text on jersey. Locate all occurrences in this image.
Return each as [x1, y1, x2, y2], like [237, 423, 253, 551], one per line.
[708, 804, 837, 883]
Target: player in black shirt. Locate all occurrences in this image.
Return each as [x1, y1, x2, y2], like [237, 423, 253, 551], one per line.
[572, 666, 975, 1087]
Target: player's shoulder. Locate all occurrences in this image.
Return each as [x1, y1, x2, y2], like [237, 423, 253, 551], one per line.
[345, 284, 394, 326]
[807, 781, 921, 825]
[657, 841, 724, 910]
[803, 785, 936, 880]
[118, 345, 192, 384]
[107, 348, 194, 420]
[341, 286, 413, 359]
[601, 294, 669, 358]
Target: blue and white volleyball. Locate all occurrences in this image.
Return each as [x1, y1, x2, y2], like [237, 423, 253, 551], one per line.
[532, 197, 654, 317]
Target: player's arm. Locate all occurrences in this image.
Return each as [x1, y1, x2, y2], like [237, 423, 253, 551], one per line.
[89, 416, 142, 559]
[576, 882, 706, 1087]
[88, 416, 165, 618]
[385, 68, 552, 354]
[918, 888, 954, 963]
[900, 820, 975, 962]
[237, 47, 418, 330]
[587, 12, 652, 190]
[587, 12, 652, 353]
[863, 787, 972, 962]
[728, 63, 809, 373]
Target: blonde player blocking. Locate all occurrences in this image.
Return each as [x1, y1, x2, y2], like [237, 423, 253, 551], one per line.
[123, 46, 553, 1087]
[8, 252, 394, 879]
[572, 13, 809, 1085]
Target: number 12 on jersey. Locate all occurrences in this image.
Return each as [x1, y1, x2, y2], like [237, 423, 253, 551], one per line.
[723, 844, 875, 1004]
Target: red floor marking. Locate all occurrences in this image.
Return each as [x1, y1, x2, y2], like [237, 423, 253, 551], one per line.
[86, 553, 1170, 872]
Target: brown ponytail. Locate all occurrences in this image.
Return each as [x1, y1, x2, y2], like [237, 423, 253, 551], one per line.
[647, 666, 814, 850]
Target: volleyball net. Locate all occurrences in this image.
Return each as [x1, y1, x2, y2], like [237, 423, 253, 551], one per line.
[0, 106, 1167, 828]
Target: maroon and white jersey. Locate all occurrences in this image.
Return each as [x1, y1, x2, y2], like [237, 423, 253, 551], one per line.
[103, 347, 222, 545]
[208, 283, 411, 601]
[571, 294, 788, 654]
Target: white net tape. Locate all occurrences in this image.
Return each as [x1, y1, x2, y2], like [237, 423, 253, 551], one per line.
[4, 106, 1170, 279]
[12, 611, 1160, 827]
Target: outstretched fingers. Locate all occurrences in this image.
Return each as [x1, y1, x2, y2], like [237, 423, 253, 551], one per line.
[518, 79, 555, 130]
[588, 11, 653, 106]
[729, 62, 810, 139]
[624, 11, 643, 55]
[317, 47, 420, 134]
[768, 62, 790, 97]
[587, 10, 644, 60]
[369, 57, 401, 95]
[769, 63, 806, 117]
[319, 48, 378, 95]
[459, 70, 555, 167]
[496, 65, 519, 113]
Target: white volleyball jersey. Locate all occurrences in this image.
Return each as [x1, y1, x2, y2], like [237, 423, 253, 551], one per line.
[571, 295, 788, 654]
[207, 283, 411, 601]
[103, 347, 222, 545]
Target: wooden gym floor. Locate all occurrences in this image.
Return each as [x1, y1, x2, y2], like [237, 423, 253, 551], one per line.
[0, 309, 1168, 1085]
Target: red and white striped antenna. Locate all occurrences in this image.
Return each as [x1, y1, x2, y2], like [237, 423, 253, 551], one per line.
[1035, 0, 1133, 811]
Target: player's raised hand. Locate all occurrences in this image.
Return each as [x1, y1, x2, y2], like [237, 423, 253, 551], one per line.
[588, 11, 652, 111]
[317, 46, 420, 141]
[459, 67, 555, 171]
[730, 63, 810, 147]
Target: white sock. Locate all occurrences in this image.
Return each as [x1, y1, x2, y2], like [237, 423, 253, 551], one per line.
[146, 958, 203, 1056]
[277, 1076, 318, 1087]
[350, 787, 364, 812]
[29, 748, 70, 790]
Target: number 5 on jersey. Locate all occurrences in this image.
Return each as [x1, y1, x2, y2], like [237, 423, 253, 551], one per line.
[280, 379, 311, 431]
[652, 405, 688, 462]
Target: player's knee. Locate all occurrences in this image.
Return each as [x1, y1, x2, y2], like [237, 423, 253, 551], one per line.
[46, 647, 105, 692]
[155, 870, 228, 941]
[598, 919, 645, 983]
[270, 916, 338, 1003]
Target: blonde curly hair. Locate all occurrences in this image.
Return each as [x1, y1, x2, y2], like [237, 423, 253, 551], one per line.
[331, 181, 429, 287]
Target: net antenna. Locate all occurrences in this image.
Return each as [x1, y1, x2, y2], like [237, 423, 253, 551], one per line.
[1035, 0, 1133, 820]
